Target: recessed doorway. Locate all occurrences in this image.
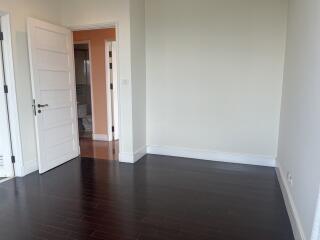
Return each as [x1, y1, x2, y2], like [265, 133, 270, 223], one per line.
[73, 28, 119, 161]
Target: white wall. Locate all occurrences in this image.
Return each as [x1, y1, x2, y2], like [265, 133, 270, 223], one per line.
[130, 0, 146, 157]
[277, 0, 320, 239]
[0, 0, 62, 175]
[146, 0, 288, 162]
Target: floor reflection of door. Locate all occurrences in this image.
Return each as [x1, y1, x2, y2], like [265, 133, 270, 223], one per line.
[79, 138, 118, 160]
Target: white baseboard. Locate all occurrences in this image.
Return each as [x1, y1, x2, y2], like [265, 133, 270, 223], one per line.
[276, 162, 306, 240]
[92, 134, 111, 141]
[134, 146, 147, 162]
[146, 145, 275, 167]
[119, 146, 147, 164]
[119, 152, 134, 163]
[21, 160, 38, 177]
[0, 177, 13, 183]
[311, 189, 320, 240]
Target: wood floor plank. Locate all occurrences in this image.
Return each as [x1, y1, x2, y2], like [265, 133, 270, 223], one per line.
[0, 154, 294, 240]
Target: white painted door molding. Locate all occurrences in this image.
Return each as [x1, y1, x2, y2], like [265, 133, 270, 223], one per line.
[311, 187, 320, 240]
[106, 41, 119, 140]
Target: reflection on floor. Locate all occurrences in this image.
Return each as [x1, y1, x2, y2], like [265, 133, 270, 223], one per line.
[80, 138, 118, 160]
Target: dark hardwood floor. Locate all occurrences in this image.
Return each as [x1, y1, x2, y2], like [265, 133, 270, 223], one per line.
[0, 155, 294, 240]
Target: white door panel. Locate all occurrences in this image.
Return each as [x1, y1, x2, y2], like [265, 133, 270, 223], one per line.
[39, 70, 70, 90]
[35, 28, 69, 52]
[111, 42, 119, 140]
[27, 18, 79, 174]
[40, 89, 72, 107]
[0, 35, 14, 177]
[36, 50, 70, 69]
[0, 78, 13, 177]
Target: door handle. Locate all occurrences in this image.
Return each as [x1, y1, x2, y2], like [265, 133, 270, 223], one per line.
[38, 104, 49, 108]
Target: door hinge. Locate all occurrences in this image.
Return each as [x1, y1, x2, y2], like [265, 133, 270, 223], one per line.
[0, 32, 3, 41]
[32, 99, 37, 116]
[109, 63, 113, 69]
[112, 126, 115, 132]
[4, 84, 8, 93]
[11, 156, 15, 164]
[110, 83, 113, 90]
[109, 51, 112, 58]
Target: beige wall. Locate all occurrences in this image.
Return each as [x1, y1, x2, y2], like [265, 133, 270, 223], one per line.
[146, 0, 288, 160]
[73, 29, 116, 135]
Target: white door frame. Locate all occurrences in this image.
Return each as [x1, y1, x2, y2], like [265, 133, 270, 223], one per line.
[311, 187, 320, 240]
[105, 41, 119, 141]
[0, 12, 23, 177]
[70, 22, 121, 146]
[73, 40, 96, 136]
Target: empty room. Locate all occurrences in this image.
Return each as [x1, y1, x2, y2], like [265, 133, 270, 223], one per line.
[0, 0, 319, 240]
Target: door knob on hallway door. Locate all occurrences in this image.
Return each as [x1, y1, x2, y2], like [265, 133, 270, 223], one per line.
[38, 104, 49, 108]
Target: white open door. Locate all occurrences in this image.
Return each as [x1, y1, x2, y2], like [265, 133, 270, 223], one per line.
[0, 30, 14, 177]
[27, 18, 79, 174]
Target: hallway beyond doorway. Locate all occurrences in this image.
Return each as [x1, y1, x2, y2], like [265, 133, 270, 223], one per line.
[80, 138, 118, 160]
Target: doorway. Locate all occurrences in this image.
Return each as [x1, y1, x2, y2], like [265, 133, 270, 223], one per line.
[73, 28, 119, 161]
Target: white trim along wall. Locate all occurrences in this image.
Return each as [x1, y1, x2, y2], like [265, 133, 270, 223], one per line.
[311, 189, 320, 240]
[276, 162, 306, 240]
[92, 134, 112, 142]
[147, 145, 275, 167]
[119, 145, 146, 163]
